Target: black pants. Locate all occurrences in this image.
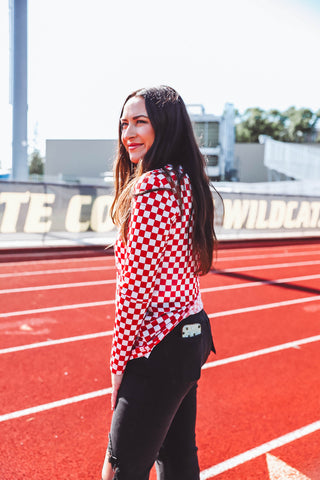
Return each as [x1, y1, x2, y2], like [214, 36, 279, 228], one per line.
[107, 310, 215, 480]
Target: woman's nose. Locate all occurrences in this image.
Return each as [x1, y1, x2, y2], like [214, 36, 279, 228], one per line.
[123, 123, 136, 139]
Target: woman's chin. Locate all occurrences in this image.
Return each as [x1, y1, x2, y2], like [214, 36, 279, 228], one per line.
[130, 156, 141, 165]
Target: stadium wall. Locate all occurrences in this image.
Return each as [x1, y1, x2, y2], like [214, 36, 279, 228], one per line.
[1, 180, 320, 249]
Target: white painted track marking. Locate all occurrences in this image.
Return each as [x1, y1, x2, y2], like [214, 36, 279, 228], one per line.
[2, 403, 319, 480]
[0, 272, 319, 295]
[1, 327, 319, 362]
[0, 388, 112, 423]
[202, 334, 320, 370]
[1, 247, 319, 475]
[208, 295, 320, 319]
[217, 244, 320, 255]
[0, 265, 115, 279]
[199, 420, 320, 479]
[0, 250, 114, 267]
[1, 293, 320, 319]
[0, 279, 116, 294]
[1, 335, 320, 418]
[0, 245, 320, 267]
[0, 300, 114, 318]
[220, 259, 320, 273]
[1, 244, 319, 269]
[218, 249, 320, 262]
[266, 453, 311, 480]
[201, 273, 320, 293]
[0, 255, 115, 267]
[0, 330, 114, 354]
[1, 259, 320, 280]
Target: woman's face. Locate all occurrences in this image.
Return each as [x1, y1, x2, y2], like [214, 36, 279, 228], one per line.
[120, 96, 155, 164]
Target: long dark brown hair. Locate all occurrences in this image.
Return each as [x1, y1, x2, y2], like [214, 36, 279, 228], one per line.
[111, 85, 217, 274]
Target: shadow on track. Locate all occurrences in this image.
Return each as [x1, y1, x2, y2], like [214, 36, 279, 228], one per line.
[212, 270, 320, 296]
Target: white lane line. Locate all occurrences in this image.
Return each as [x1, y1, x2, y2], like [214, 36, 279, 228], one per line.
[1, 272, 319, 295]
[1, 335, 320, 421]
[217, 245, 320, 255]
[0, 300, 114, 318]
[220, 259, 320, 273]
[0, 388, 112, 423]
[0, 330, 114, 354]
[201, 273, 320, 293]
[218, 249, 320, 262]
[1, 321, 319, 363]
[0, 279, 116, 294]
[0, 265, 115, 279]
[1, 244, 318, 269]
[200, 420, 320, 479]
[1, 259, 320, 281]
[202, 334, 320, 370]
[0, 255, 114, 267]
[2, 292, 320, 320]
[208, 295, 320, 319]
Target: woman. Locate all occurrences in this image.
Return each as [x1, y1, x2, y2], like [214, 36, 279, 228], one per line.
[101, 86, 217, 480]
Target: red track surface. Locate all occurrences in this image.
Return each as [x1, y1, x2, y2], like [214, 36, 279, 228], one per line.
[1, 240, 320, 479]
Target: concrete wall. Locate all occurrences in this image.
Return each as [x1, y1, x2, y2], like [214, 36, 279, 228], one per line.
[234, 143, 268, 182]
[46, 140, 318, 183]
[46, 139, 270, 183]
[45, 139, 117, 179]
[234, 143, 320, 183]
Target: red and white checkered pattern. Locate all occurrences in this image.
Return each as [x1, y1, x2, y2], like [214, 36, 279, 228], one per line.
[110, 164, 203, 374]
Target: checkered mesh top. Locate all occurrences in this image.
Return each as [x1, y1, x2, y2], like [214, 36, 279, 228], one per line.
[110, 164, 203, 374]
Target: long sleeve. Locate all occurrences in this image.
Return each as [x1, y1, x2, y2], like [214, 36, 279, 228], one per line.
[110, 176, 179, 374]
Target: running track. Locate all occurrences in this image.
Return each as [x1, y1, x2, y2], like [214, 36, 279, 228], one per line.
[1, 240, 320, 480]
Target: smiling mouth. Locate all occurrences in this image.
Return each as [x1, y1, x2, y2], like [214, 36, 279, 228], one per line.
[128, 144, 142, 150]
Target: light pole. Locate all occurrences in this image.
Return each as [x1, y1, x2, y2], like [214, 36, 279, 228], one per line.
[11, 0, 28, 180]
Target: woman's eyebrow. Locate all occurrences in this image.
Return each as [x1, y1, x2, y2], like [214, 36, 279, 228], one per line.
[121, 114, 149, 121]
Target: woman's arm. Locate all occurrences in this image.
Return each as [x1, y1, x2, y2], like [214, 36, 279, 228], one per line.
[110, 181, 179, 375]
[111, 373, 123, 410]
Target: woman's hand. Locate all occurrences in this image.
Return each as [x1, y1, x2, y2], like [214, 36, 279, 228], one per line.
[111, 373, 123, 411]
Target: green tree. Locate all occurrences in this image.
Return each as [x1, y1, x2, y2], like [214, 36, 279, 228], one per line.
[236, 106, 320, 143]
[266, 109, 288, 140]
[282, 107, 319, 142]
[235, 108, 276, 142]
[29, 149, 44, 175]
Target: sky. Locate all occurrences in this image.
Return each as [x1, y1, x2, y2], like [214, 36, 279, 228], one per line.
[0, 0, 320, 169]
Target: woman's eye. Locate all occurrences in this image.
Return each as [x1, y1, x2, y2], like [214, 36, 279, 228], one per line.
[137, 119, 147, 124]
